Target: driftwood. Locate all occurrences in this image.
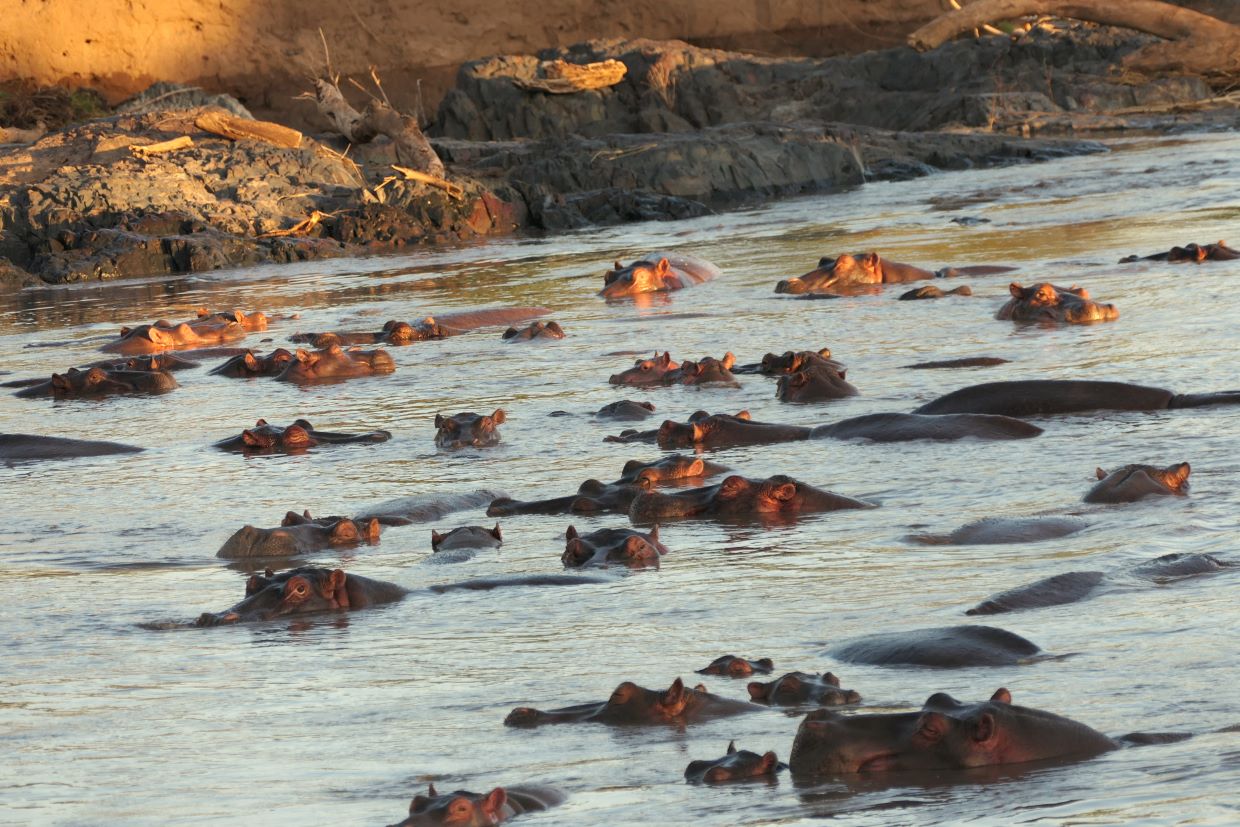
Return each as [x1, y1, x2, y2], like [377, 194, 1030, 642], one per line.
[312, 78, 444, 178]
[195, 110, 303, 148]
[909, 0, 1240, 80]
[257, 210, 334, 238]
[131, 135, 194, 157]
[514, 59, 628, 94]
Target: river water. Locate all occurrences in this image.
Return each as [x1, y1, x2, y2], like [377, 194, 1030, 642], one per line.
[1, 132, 1238, 826]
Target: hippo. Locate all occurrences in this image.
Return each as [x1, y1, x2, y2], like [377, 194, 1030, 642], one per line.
[604, 409, 738, 445]
[899, 285, 973, 300]
[775, 253, 1013, 294]
[0, 433, 143, 462]
[82, 353, 200, 372]
[908, 516, 1089, 545]
[487, 477, 650, 517]
[608, 352, 739, 387]
[213, 419, 392, 453]
[435, 409, 506, 449]
[209, 348, 298, 377]
[195, 308, 269, 331]
[828, 625, 1041, 667]
[912, 380, 1240, 417]
[616, 454, 730, 485]
[1121, 240, 1240, 263]
[695, 655, 774, 677]
[275, 345, 395, 383]
[747, 672, 861, 707]
[216, 510, 382, 558]
[904, 357, 1010, 369]
[599, 253, 721, 298]
[595, 400, 656, 420]
[812, 412, 1042, 442]
[390, 784, 565, 826]
[194, 566, 407, 625]
[965, 552, 1235, 617]
[14, 366, 178, 398]
[732, 348, 842, 376]
[684, 742, 786, 784]
[630, 474, 874, 523]
[102, 317, 248, 354]
[789, 688, 1116, 776]
[655, 413, 812, 449]
[504, 677, 756, 727]
[996, 282, 1118, 324]
[431, 524, 503, 551]
[562, 525, 667, 569]
[775, 367, 857, 403]
[502, 321, 565, 341]
[290, 318, 461, 348]
[1084, 462, 1190, 503]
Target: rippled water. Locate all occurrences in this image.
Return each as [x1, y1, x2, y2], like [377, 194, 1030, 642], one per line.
[2, 133, 1238, 826]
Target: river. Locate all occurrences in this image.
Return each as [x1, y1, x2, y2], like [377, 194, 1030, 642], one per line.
[1, 132, 1237, 825]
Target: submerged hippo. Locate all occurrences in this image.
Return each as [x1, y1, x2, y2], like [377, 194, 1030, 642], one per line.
[212, 419, 392, 453]
[595, 400, 656, 421]
[1084, 462, 1190, 503]
[684, 742, 786, 784]
[657, 412, 812, 449]
[1121, 240, 1240, 263]
[789, 688, 1116, 776]
[609, 351, 739, 387]
[829, 625, 1041, 667]
[435, 410, 506, 449]
[747, 672, 861, 707]
[996, 282, 1118, 324]
[899, 285, 973, 300]
[196, 309, 270, 331]
[216, 510, 382, 559]
[903, 357, 1010, 370]
[599, 253, 721, 298]
[913, 380, 1240, 417]
[812, 412, 1041, 442]
[14, 366, 178, 398]
[775, 366, 857, 402]
[195, 566, 407, 626]
[276, 345, 395, 383]
[630, 474, 874, 523]
[0, 433, 143, 462]
[908, 516, 1089, 545]
[775, 253, 1012, 294]
[431, 524, 503, 551]
[290, 318, 461, 348]
[745, 349, 843, 376]
[103, 317, 248, 354]
[604, 409, 742, 445]
[562, 525, 667, 569]
[209, 348, 298, 377]
[616, 454, 730, 484]
[390, 784, 565, 826]
[502, 321, 565, 341]
[504, 677, 756, 727]
[488, 477, 651, 517]
[695, 655, 774, 677]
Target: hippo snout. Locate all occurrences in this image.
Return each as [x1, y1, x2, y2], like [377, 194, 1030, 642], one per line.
[774, 279, 797, 294]
[195, 611, 240, 627]
[504, 707, 543, 728]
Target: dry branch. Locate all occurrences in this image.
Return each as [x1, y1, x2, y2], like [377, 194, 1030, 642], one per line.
[391, 165, 464, 199]
[195, 110, 303, 148]
[131, 135, 194, 157]
[257, 210, 334, 238]
[311, 77, 444, 177]
[514, 59, 628, 94]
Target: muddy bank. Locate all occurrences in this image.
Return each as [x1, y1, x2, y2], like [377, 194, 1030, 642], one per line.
[4, 27, 1232, 287]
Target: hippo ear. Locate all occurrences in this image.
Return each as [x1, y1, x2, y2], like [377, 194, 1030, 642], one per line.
[747, 682, 767, 701]
[720, 476, 747, 496]
[721, 352, 735, 370]
[686, 459, 705, 476]
[490, 523, 503, 542]
[254, 418, 268, 427]
[294, 349, 310, 361]
[119, 326, 133, 337]
[641, 401, 656, 412]
[1095, 467, 1107, 480]
[760, 751, 779, 772]
[291, 418, 312, 430]
[428, 783, 438, 797]
[649, 525, 659, 543]
[1009, 282, 1024, 298]
[1169, 462, 1191, 487]
[727, 740, 737, 754]
[973, 712, 997, 744]
[862, 252, 879, 268]
[837, 368, 847, 380]
[691, 422, 706, 443]
[362, 518, 381, 542]
[434, 414, 446, 428]
[817, 347, 832, 359]
[281, 510, 301, 526]
[772, 482, 797, 501]
[991, 687, 1012, 704]
[491, 409, 506, 424]
[50, 373, 71, 391]
[663, 677, 686, 706]
[241, 429, 262, 446]
[481, 787, 507, 818]
[431, 529, 443, 548]
[736, 410, 751, 421]
[823, 672, 841, 687]
[756, 658, 774, 670]
[565, 525, 578, 540]
[303, 509, 313, 519]
[243, 352, 260, 370]
[327, 569, 349, 606]
[656, 257, 671, 275]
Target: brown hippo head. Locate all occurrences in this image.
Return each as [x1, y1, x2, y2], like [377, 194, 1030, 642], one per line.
[676, 353, 738, 386]
[695, 654, 774, 677]
[240, 419, 318, 452]
[609, 352, 679, 386]
[562, 525, 666, 569]
[50, 367, 134, 397]
[747, 671, 861, 706]
[684, 741, 784, 784]
[600, 257, 676, 297]
[1084, 462, 1190, 504]
[434, 409, 506, 449]
[195, 566, 351, 626]
[775, 253, 882, 293]
[775, 366, 858, 403]
[998, 282, 1119, 324]
[393, 784, 514, 826]
[759, 348, 836, 375]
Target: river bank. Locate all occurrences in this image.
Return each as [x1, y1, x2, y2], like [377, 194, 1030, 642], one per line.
[1, 24, 1236, 288]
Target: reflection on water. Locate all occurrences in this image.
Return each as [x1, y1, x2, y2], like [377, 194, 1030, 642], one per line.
[2, 133, 1239, 824]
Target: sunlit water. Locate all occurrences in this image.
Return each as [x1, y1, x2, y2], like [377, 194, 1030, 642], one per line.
[1, 133, 1238, 826]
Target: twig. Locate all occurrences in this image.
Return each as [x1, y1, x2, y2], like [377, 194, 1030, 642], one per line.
[131, 135, 194, 157]
[391, 165, 464, 199]
[370, 66, 392, 107]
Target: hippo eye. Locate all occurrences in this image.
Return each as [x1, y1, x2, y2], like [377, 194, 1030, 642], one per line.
[292, 583, 308, 597]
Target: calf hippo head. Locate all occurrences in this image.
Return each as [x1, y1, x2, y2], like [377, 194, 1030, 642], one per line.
[600, 257, 675, 297]
[747, 671, 861, 706]
[695, 655, 774, 677]
[999, 282, 1119, 324]
[609, 352, 678, 386]
[789, 688, 1117, 776]
[195, 567, 351, 626]
[435, 409, 506, 449]
[684, 741, 785, 784]
[1085, 462, 1190, 503]
[562, 525, 665, 569]
[393, 784, 512, 826]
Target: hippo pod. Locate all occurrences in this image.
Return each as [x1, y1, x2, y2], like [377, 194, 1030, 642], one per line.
[209, 348, 298, 377]
[913, 380, 1240, 417]
[594, 399, 656, 420]
[747, 671, 861, 707]
[775, 252, 1013, 294]
[275, 345, 395, 383]
[776, 365, 858, 403]
[695, 655, 774, 677]
[996, 282, 1118, 324]
[684, 742, 786, 784]
[504, 677, 757, 728]
[0, 433, 143, 462]
[732, 348, 842, 376]
[789, 688, 1116, 776]
[14, 366, 178, 398]
[435, 409, 505, 449]
[828, 625, 1041, 667]
[502, 320, 565, 341]
[103, 315, 250, 354]
[431, 524, 503, 552]
[213, 418, 392, 453]
[290, 318, 461, 348]
[562, 525, 667, 569]
[966, 552, 1234, 616]
[391, 784, 565, 826]
[599, 252, 721, 298]
[216, 510, 382, 559]
[1084, 462, 1190, 503]
[1121, 240, 1240, 263]
[195, 566, 408, 626]
[812, 412, 1042, 442]
[608, 351, 740, 387]
[630, 474, 875, 524]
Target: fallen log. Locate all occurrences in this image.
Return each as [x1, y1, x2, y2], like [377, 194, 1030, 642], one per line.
[195, 110, 302, 148]
[312, 78, 444, 178]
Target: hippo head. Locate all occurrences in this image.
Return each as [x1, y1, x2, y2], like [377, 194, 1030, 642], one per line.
[656, 412, 751, 448]
[695, 655, 774, 677]
[1003, 282, 1119, 324]
[775, 367, 855, 403]
[677, 352, 736, 385]
[50, 367, 132, 396]
[1085, 462, 1190, 503]
[748, 672, 861, 706]
[620, 454, 709, 485]
[685, 741, 784, 784]
[281, 510, 381, 545]
[434, 409, 506, 449]
[775, 253, 879, 293]
[600, 257, 674, 297]
[384, 318, 450, 344]
[562, 525, 663, 569]
[391, 784, 510, 827]
[609, 352, 678, 386]
[789, 688, 1116, 776]
[199, 308, 268, 331]
[760, 348, 833, 375]
[195, 567, 351, 626]
[240, 419, 318, 452]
